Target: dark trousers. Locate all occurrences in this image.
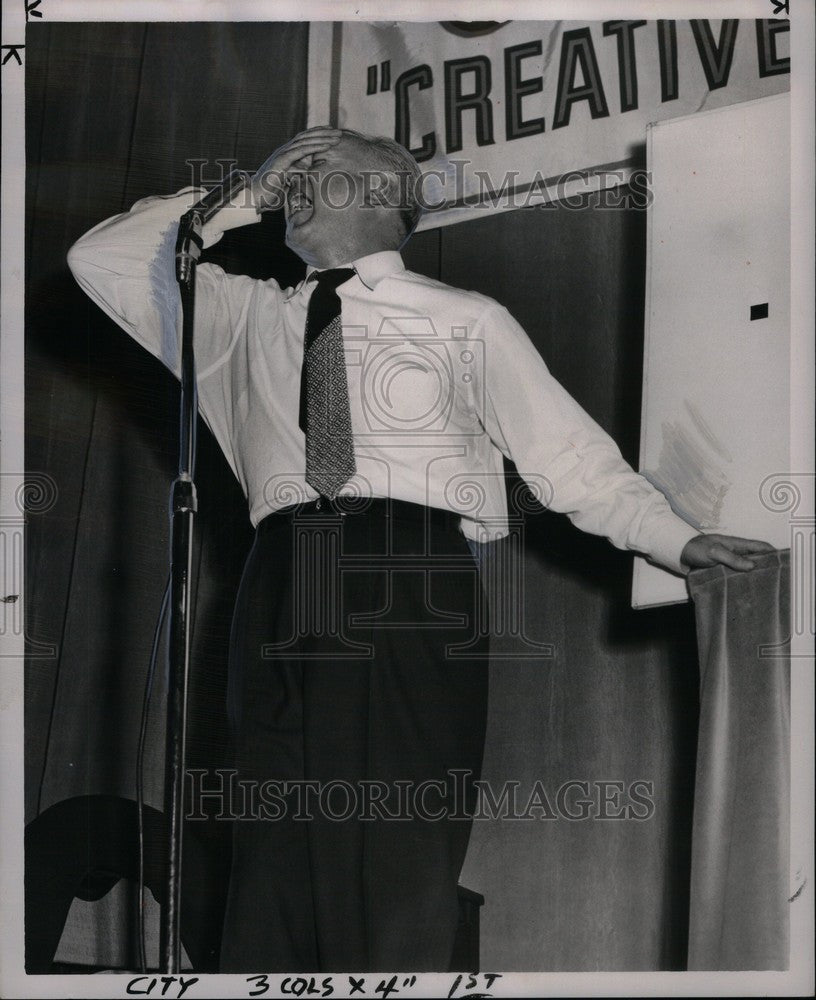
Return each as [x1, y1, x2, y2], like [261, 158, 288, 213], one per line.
[219, 500, 488, 972]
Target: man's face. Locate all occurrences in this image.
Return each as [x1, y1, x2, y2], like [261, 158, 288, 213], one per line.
[283, 134, 394, 265]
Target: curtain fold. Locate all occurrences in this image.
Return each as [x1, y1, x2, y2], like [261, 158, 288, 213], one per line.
[25, 21, 310, 969]
[687, 549, 790, 970]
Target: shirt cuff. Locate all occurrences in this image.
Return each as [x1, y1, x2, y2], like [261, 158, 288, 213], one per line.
[201, 192, 262, 249]
[645, 517, 701, 576]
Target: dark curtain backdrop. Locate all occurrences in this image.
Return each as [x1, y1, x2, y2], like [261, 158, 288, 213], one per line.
[25, 22, 699, 971]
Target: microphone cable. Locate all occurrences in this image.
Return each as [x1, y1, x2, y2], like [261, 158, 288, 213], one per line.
[136, 570, 171, 973]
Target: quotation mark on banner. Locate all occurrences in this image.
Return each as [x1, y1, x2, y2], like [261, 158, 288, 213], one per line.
[367, 61, 392, 94]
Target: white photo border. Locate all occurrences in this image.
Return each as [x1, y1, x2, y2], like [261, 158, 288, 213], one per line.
[1, 1, 813, 997]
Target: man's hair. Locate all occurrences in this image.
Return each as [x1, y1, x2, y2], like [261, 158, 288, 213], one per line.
[339, 129, 424, 241]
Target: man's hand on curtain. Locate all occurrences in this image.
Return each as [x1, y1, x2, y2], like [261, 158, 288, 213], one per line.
[680, 533, 776, 572]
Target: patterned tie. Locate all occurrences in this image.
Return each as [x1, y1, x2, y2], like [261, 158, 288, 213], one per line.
[300, 267, 357, 498]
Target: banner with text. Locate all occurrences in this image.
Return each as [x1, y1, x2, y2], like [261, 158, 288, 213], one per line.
[307, 19, 790, 230]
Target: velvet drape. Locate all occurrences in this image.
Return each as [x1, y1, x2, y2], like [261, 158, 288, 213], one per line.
[687, 550, 790, 970]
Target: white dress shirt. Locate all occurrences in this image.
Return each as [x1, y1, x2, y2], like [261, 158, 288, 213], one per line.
[67, 188, 699, 573]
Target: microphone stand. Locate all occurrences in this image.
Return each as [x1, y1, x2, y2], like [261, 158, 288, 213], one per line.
[159, 170, 250, 972]
[159, 204, 203, 973]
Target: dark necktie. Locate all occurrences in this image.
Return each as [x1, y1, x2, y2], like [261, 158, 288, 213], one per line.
[300, 267, 357, 499]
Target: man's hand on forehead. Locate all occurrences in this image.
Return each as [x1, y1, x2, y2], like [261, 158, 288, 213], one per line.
[250, 128, 342, 212]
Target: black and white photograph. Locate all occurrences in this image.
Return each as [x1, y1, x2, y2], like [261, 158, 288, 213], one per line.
[1, 1, 813, 997]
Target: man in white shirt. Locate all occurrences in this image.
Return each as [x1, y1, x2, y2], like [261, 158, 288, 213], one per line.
[67, 126, 772, 972]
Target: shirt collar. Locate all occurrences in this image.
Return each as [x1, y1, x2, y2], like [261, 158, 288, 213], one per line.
[304, 250, 405, 291]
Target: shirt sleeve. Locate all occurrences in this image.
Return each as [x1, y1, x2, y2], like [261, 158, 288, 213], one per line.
[474, 301, 700, 575]
[66, 187, 269, 379]
[66, 188, 275, 492]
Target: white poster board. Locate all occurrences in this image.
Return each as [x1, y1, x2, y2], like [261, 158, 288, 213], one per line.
[633, 92, 790, 608]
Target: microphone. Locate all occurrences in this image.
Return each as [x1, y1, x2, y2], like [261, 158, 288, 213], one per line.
[176, 170, 252, 282]
[184, 169, 252, 224]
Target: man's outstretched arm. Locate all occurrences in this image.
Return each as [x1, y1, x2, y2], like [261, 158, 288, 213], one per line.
[475, 301, 774, 576]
